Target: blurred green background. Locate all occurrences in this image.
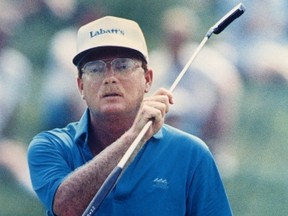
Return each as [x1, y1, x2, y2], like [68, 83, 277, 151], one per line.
[1, 0, 288, 215]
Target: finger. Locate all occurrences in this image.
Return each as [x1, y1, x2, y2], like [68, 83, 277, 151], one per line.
[143, 100, 168, 116]
[133, 104, 163, 133]
[153, 88, 174, 105]
[143, 95, 170, 114]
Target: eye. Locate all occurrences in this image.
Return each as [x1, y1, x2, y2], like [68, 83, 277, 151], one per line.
[91, 64, 105, 73]
[114, 61, 128, 71]
[113, 58, 133, 72]
[84, 61, 105, 74]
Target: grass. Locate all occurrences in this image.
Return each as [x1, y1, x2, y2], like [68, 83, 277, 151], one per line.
[0, 167, 45, 215]
[224, 83, 288, 216]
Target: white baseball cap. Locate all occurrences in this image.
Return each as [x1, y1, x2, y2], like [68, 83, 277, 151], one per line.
[72, 16, 148, 66]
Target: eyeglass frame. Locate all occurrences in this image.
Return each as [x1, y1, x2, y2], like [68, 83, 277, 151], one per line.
[78, 57, 147, 79]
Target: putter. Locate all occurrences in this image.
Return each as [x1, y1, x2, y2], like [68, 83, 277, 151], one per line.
[82, 3, 246, 215]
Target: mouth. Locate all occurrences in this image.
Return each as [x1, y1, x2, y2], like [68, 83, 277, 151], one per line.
[103, 93, 122, 98]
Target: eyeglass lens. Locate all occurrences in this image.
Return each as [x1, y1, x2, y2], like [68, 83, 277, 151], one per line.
[82, 58, 138, 75]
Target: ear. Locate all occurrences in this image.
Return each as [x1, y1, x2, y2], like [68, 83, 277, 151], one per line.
[77, 77, 85, 100]
[144, 69, 153, 93]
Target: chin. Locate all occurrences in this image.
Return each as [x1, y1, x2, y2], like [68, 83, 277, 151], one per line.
[101, 104, 126, 114]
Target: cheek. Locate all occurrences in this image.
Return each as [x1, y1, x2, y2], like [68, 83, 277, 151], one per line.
[124, 77, 146, 101]
[124, 74, 146, 90]
[82, 79, 101, 101]
[83, 76, 100, 90]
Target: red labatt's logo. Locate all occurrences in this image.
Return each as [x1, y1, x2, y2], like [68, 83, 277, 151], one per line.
[90, 28, 125, 38]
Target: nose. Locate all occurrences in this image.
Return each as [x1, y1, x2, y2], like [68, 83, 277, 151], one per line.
[103, 66, 117, 84]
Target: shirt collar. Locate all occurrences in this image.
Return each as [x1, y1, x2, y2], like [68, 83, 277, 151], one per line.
[75, 109, 90, 146]
[153, 127, 163, 139]
[74, 108, 164, 146]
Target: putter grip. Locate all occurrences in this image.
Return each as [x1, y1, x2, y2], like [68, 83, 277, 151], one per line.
[207, 3, 246, 37]
[82, 166, 122, 216]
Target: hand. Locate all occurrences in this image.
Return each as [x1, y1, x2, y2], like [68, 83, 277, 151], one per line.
[131, 88, 174, 141]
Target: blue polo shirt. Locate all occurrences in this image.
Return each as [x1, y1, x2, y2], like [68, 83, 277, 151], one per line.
[27, 109, 232, 216]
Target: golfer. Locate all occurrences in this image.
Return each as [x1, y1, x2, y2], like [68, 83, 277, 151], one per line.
[28, 16, 232, 216]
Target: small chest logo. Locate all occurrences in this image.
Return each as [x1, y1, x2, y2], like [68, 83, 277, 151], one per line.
[153, 178, 169, 189]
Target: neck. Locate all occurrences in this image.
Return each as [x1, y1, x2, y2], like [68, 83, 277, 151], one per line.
[88, 111, 136, 154]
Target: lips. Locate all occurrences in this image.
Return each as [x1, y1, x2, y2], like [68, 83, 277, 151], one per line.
[102, 92, 122, 98]
[101, 86, 123, 98]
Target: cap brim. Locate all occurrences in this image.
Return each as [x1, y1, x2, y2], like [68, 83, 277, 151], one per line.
[73, 46, 147, 66]
[72, 48, 96, 66]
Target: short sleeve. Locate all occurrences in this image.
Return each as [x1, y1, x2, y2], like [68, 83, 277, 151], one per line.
[27, 133, 73, 214]
[186, 149, 232, 216]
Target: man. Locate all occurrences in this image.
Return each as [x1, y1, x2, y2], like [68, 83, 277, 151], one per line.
[28, 16, 232, 216]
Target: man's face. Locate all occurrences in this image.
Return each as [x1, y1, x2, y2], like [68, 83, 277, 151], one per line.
[77, 48, 152, 118]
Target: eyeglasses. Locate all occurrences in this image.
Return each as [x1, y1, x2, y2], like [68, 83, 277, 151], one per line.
[81, 58, 142, 78]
